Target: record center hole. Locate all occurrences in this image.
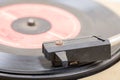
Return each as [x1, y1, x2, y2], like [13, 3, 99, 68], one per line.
[27, 18, 36, 27]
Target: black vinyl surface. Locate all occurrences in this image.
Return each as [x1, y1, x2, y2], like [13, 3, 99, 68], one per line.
[0, 0, 119, 80]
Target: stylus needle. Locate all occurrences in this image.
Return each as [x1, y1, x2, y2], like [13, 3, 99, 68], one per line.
[42, 34, 120, 67]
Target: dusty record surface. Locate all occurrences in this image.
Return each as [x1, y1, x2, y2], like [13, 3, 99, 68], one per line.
[82, 0, 120, 80]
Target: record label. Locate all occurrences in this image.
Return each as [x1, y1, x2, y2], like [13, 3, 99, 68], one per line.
[0, 4, 81, 48]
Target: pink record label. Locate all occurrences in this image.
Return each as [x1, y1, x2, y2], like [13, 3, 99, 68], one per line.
[0, 4, 81, 48]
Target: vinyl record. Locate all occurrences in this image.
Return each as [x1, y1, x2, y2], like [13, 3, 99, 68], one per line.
[0, 0, 119, 80]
